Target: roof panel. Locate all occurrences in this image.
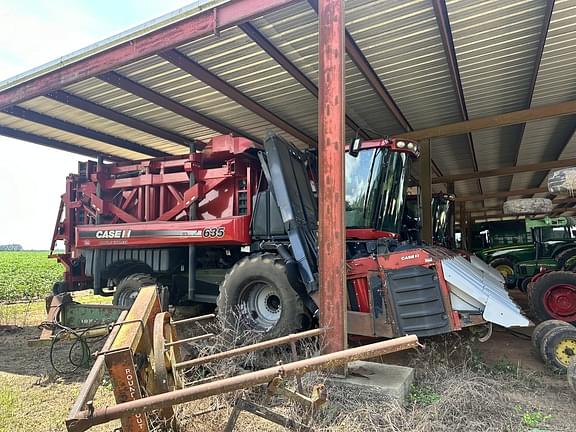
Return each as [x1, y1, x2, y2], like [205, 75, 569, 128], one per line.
[0, 112, 146, 160]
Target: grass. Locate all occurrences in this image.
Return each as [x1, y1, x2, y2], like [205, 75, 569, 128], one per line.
[0, 251, 63, 301]
[0, 385, 18, 432]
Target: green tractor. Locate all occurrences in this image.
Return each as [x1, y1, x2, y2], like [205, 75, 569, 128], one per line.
[475, 216, 576, 291]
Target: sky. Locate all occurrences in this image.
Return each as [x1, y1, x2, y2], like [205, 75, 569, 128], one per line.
[0, 0, 197, 249]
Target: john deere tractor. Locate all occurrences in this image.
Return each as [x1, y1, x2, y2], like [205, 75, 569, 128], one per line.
[475, 216, 576, 290]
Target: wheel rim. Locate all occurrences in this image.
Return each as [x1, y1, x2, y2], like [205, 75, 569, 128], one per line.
[495, 264, 514, 279]
[554, 337, 576, 367]
[238, 281, 282, 331]
[117, 288, 140, 308]
[543, 284, 576, 321]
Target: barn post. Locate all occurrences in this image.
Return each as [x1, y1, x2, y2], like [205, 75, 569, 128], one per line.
[318, 0, 346, 353]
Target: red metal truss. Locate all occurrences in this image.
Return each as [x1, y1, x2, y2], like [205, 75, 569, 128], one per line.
[0, 0, 300, 110]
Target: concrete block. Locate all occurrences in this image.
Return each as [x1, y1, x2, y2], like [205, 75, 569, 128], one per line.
[327, 360, 414, 401]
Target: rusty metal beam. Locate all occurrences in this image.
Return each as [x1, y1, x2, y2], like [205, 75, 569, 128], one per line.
[98, 71, 259, 142]
[318, 0, 346, 354]
[66, 335, 419, 432]
[431, 0, 482, 199]
[395, 99, 576, 141]
[4, 106, 169, 158]
[456, 187, 549, 202]
[420, 140, 433, 244]
[511, 0, 555, 168]
[67, 311, 128, 421]
[160, 49, 316, 147]
[432, 0, 478, 173]
[308, 0, 443, 176]
[0, 126, 126, 162]
[434, 157, 576, 184]
[175, 328, 326, 369]
[239, 21, 369, 140]
[0, 0, 300, 110]
[47, 90, 198, 147]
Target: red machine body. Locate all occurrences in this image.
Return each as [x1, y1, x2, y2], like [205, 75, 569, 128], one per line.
[50, 133, 527, 340]
[51, 135, 260, 290]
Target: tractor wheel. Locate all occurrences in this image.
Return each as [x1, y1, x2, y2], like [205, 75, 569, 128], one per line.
[503, 198, 553, 215]
[489, 258, 516, 284]
[540, 325, 576, 372]
[531, 320, 571, 352]
[548, 167, 576, 194]
[217, 253, 310, 340]
[113, 273, 157, 309]
[568, 358, 576, 394]
[529, 271, 576, 323]
[520, 278, 532, 293]
[554, 247, 576, 270]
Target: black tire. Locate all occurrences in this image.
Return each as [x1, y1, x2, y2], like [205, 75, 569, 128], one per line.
[531, 320, 570, 352]
[540, 325, 576, 372]
[520, 277, 531, 293]
[216, 253, 309, 340]
[489, 257, 516, 285]
[52, 281, 67, 295]
[113, 273, 157, 309]
[529, 271, 576, 324]
[503, 198, 553, 215]
[554, 247, 576, 270]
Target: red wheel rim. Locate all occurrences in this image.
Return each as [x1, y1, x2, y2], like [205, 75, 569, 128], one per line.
[543, 284, 576, 322]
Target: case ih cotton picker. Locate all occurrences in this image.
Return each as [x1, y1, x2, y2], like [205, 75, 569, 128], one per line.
[50, 132, 528, 341]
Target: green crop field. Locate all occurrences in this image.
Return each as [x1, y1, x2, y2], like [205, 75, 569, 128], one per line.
[0, 251, 63, 301]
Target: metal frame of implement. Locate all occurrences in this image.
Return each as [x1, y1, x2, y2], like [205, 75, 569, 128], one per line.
[66, 286, 419, 432]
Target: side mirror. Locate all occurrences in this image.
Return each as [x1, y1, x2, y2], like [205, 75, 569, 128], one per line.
[349, 137, 362, 157]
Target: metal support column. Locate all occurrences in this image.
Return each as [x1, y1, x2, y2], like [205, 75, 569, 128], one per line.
[447, 182, 455, 248]
[188, 141, 197, 301]
[459, 202, 467, 250]
[420, 140, 433, 244]
[93, 155, 103, 294]
[318, 0, 346, 353]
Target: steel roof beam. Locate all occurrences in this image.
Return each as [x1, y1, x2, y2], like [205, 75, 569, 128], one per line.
[0, 126, 127, 162]
[160, 49, 316, 147]
[98, 71, 260, 143]
[395, 99, 576, 141]
[47, 90, 201, 148]
[0, 0, 299, 110]
[456, 187, 549, 202]
[239, 21, 369, 140]
[307, 0, 408, 131]
[434, 157, 576, 183]
[432, 0, 482, 201]
[512, 0, 555, 168]
[4, 106, 169, 158]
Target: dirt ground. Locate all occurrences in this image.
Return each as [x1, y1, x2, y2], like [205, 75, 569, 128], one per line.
[1, 293, 575, 432]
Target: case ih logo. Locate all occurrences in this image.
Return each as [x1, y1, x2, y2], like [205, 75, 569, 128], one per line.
[95, 229, 132, 239]
[400, 253, 420, 261]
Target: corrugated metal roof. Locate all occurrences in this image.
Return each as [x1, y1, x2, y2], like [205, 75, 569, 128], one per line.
[1, 0, 576, 221]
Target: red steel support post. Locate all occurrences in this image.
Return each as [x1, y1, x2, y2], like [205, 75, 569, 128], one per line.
[318, 0, 346, 353]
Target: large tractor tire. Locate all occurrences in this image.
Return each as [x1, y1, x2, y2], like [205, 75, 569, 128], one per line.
[548, 167, 576, 194]
[217, 253, 310, 340]
[554, 247, 576, 270]
[539, 325, 576, 372]
[531, 319, 571, 352]
[503, 198, 553, 215]
[489, 257, 516, 284]
[529, 271, 576, 324]
[113, 273, 157, 309]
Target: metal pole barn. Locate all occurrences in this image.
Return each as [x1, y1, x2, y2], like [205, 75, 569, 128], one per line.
[318, 0, 346, 353]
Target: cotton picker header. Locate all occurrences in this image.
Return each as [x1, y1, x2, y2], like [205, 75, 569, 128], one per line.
[49, 132, 528, 341]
